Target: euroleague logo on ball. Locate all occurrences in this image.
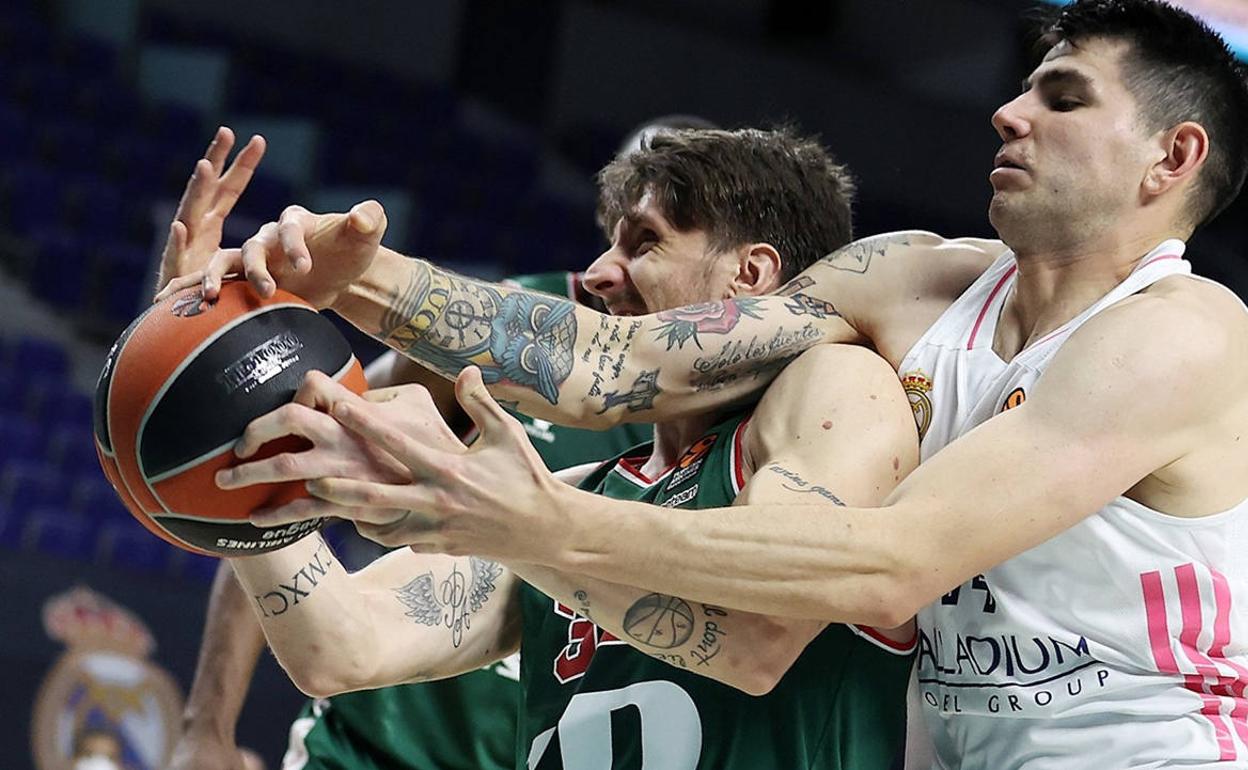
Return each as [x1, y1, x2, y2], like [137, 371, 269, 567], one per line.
[170, 289, 207, 318]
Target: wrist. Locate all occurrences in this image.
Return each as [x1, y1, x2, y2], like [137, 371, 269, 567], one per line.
[332, 247, 414, 329]
[542, 484, 605, 571]
[179, 711, 236, 744]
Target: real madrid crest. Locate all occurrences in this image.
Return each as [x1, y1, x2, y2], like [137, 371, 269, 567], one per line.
[32, 587, 183, 770]
[901, 369, 934, 441]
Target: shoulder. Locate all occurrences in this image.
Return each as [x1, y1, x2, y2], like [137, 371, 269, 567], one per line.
[1040, 275, 1247, 424]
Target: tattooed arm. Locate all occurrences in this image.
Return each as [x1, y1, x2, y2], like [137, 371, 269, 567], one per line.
[229, 532, 520, 698]
[184, 203, 996, 427]
[504, 345, 918, 693]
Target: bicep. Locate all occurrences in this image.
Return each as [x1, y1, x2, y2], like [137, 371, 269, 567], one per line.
[738, 345, 919, 509]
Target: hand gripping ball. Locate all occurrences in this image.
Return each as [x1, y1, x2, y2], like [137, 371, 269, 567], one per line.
[93, 280, 367, 556]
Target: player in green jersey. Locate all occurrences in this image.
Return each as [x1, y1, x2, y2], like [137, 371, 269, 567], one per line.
[218, 127, 920, 768]
[158, 131, 647, 770]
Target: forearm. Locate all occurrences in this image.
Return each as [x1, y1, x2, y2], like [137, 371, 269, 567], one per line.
[181, 561, 266, 741]
[550, 486, 912, 626]
[230, 533, 519, 697]
[228, 533, 369, 696]
[509, 561, 822, 695]
[334, 248, 854, 428]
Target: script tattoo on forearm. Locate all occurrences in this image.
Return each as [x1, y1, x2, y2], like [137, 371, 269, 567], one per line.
[690, 323, 823, 392]
[393, 557, 504, 647]
[252, 538, 337, 618]
[584, 316, 644, 408]
[821, 233, 911, 274]
[381, 266, 577, 404]
[766, 463, 846, 505]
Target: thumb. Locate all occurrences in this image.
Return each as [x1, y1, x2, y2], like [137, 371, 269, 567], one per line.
[347, 200, 387, 242]
[455, 367, 510, 437]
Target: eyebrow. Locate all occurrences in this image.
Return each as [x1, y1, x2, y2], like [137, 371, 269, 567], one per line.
[1021, 67, 1095, 94]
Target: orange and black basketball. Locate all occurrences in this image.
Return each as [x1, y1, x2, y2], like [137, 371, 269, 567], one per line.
[92, 280, 367, 557]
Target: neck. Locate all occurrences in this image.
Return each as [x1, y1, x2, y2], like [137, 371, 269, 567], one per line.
[995, 228, 1180, 360]
[640, 413, 724, 480]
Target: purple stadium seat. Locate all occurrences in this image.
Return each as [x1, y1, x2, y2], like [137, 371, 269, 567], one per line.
[29, 383, 94, 432]
[1, 461, 71, 512]
[0, 413, 44, 466]
[2, 162, 66, 236]
[9, 336, 70, 381]
[47, 425, 102, 475]
[22, 506, 97, 560]
[29, 230, 89, 309]
[95, 520, 172, 574]
[0, 503, 28, 549]
[173, 551, 221, 583]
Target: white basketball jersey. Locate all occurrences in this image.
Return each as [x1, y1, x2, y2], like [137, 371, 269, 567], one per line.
[898, 240, 1248, 769]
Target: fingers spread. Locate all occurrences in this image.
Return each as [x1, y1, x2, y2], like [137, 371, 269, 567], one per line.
[234, 402, 336, 459]
[216, 134, 266, 215]
[203, 247, 244, 299]
[293, 370, 360, 412]
[277, 218, 313, 273]
[204, 126, 235, 175]
[305, 476, 429, 512]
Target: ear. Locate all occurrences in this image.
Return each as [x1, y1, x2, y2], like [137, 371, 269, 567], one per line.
[1142, 121, 1208, 200]
[731, 242, 783, 297]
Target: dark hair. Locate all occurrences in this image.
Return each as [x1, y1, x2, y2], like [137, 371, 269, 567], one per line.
[597, 126, 856, 283]
[617, 114, 720, 157]
[1041, 0, 1248, 228]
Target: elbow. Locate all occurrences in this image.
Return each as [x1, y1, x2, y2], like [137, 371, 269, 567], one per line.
[277, 646, 380, 700]
[721, 619, 822, 697]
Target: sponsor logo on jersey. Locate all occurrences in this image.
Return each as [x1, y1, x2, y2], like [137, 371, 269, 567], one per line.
[901, 370, 934, 440]
[1002, 387, 1026, 412]
[32, 587, 183, 770]
[522, 418, 557, 444]
[668, 435, 716, 487]
[661, 484, 700, 508]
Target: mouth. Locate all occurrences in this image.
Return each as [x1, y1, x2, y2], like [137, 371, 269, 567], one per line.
[993, 152, 1028, 172]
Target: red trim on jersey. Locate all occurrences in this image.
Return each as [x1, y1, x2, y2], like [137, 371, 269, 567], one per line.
[850, 624, 917, 656]
[966, 265, 1017, 350]
[614, 456, 673, 488]
[729, 417, 751, 495]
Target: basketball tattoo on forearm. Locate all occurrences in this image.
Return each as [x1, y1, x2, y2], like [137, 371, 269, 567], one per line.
[622, 593, 731, 668]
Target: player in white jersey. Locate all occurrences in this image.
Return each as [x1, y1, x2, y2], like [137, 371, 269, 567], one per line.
[166, 0, 1248, 766]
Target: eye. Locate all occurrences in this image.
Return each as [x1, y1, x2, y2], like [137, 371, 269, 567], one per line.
[1050, 97, 1083, 112]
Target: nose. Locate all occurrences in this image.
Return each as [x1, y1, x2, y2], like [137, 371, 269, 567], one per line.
[991, 93, 1031, 143]
[582, 246, 629, 302]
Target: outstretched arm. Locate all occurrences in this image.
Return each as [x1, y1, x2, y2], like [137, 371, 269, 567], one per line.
[230, 532, 520, 698]
[174, 201, 997, 427]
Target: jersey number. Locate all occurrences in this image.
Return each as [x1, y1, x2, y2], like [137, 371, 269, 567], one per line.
[526, 681, 702, 769]
[940, 574, 997, 613]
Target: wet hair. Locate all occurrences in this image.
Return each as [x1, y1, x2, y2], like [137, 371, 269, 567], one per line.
[1041, 0, 1248, 228]
[597, 126, 855, 283]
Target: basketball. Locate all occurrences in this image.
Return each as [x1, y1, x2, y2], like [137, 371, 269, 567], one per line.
[92, 280, 368, 557]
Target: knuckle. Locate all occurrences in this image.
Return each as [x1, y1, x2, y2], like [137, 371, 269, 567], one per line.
[273, 453, 301, 475]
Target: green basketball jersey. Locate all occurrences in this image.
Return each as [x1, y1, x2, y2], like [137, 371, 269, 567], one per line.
[519, 411, 914, 770]
[283, 273, 649, 770]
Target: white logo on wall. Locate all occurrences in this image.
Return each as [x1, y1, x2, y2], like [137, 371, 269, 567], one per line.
[32, 587, 184, 770]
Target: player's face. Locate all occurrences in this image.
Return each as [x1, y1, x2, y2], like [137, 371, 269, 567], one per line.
[988, 38, 1158, 251]
[582, 190, 742, 315]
